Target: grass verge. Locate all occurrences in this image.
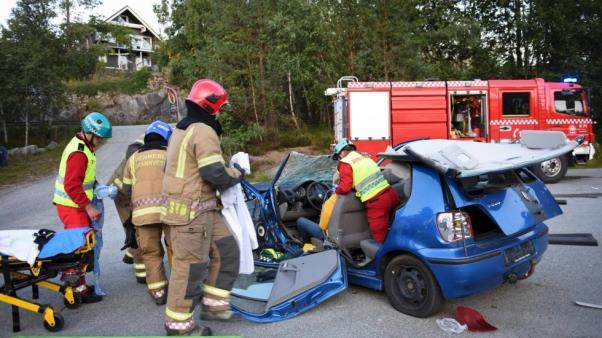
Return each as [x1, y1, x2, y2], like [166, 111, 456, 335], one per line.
[0, 140, 67, 187]
[65, 69, 152, 96]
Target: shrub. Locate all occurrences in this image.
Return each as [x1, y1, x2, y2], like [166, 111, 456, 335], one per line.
[66, 69, 153, 96]
[220, 112, 265, 156]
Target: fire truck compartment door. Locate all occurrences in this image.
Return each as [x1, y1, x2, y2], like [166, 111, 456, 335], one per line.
[348, 91, 390, 140]
[382, 133, 579, 178]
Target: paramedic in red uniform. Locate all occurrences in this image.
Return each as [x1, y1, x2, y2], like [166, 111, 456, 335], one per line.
[52, 111, 112, 303]
[332, 139, 400, 243]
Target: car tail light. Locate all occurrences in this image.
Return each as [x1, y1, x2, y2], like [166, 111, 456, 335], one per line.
[436, 211, 473, 242]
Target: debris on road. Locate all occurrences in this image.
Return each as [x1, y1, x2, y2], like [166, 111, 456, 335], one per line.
[575, 301, 602, 310]
[548, 233, 598, 246]
[436, 318, 467, 334]
[455, 306, 497, 332]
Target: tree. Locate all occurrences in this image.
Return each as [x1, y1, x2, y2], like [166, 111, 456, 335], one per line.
[0, 0, 68, 146]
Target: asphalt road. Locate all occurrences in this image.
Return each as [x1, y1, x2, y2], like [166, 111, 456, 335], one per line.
[1, 126, 601, 337]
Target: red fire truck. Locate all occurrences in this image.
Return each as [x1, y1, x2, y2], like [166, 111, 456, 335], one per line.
[326, 76, 596, 183]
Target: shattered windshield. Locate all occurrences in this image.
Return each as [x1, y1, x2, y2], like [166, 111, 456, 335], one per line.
[276, 152, 337, 189]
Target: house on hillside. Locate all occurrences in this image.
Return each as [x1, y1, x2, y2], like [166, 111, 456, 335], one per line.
[96, 6, 161, 71]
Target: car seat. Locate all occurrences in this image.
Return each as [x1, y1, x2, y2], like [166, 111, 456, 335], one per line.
[327, 161, 412, 261]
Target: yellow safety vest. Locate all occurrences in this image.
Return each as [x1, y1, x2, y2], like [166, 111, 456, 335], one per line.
[340, 151, 389, 202]
[52, 136, 96, 208]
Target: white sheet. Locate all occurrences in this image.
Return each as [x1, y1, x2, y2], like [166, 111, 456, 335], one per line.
[0, 230, 40, 266]
[221, 152, 258, 274]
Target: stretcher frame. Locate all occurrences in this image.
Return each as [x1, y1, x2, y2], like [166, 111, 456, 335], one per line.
[0, 230, 95, 332]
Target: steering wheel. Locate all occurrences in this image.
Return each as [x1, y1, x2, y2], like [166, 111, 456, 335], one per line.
[306, 181, 331, 211]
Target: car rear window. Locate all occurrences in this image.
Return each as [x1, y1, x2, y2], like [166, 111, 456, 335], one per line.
[457, 171, 523, 198]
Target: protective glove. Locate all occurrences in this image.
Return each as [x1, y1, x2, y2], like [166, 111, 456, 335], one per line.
[95, 184, 118, 200]
[233, 162, 246, 178]
[120, 218, 138, 250]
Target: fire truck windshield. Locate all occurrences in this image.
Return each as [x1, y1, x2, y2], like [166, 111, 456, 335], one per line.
[554, 90, 588, 116]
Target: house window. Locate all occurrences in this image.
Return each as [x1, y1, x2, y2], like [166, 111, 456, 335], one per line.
[117, 15, 129, 23]
[502, 92, 530, 116]
[106, 55, 118, 68]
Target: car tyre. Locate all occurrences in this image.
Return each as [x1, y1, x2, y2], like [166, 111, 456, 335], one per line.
[531, 155, 568, 184]
[384, 255, 443, 318]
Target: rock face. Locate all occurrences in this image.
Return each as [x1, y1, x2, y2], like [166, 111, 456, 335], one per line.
[63, 89, 187, 124]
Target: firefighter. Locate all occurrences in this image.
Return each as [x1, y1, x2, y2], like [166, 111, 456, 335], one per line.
[332, 139, 400, 243]
[161, 79, 242, 336]
[107, 135, 148, 284]
[52, 111, 112, 303]
[122, 121, 173, 305]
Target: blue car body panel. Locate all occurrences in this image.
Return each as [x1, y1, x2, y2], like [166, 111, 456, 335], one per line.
[234, 253, 348, 323]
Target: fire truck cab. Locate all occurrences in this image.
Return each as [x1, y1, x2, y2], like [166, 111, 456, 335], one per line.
[326, 76, 596, 183]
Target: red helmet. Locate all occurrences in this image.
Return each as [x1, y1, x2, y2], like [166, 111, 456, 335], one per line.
[186, 79, 229, 115]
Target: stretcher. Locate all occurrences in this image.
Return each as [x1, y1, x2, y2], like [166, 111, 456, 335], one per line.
[0, 228, 95, 332]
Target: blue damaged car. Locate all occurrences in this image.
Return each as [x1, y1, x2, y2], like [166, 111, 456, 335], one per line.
[230, 132, 579, 321]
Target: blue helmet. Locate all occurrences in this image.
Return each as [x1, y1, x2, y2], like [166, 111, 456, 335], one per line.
[145, 120, 172, 141]
[82, 112, 112, 138]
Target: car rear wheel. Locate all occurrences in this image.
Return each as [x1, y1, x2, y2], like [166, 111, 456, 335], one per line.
[531, 155, 568, 184]
[384, 255, 443, 318]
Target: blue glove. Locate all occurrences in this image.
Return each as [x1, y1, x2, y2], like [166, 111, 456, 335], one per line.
[108, 185, 118, 199]
[95, 184, 118, 200]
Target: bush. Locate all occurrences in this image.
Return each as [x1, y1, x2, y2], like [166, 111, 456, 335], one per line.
[220, 112, 265, 156]
[66, 69, 153, 96]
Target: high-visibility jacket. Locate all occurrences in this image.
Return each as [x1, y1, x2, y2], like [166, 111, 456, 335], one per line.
[123, 148, 167, 226]
[52, 136, 96, 208]
[107, 137, 144, 223]
[161, 122, 240, 225]
[340, 151, 389, 202]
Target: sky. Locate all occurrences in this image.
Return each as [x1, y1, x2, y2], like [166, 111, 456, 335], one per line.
[0, 0, 164, 35]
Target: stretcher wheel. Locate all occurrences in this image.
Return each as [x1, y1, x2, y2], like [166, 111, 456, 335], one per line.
[64, 292, 82, 309]
[43, 313, 64, 332]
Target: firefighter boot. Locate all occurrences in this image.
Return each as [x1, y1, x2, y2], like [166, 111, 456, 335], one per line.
[165, 320, 212, 336]
[149, 287, 168, 306]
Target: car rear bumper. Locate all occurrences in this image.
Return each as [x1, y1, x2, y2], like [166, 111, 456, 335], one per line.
[419, 223, 549, 299]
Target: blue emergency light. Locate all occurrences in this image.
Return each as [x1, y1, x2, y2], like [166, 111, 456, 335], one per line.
[563, 77, 578, 83]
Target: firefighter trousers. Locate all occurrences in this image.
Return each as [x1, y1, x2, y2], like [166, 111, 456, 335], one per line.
[136, 223, 171, 291]
[165, 210, 240, 322]
[114, 192, 147, 279]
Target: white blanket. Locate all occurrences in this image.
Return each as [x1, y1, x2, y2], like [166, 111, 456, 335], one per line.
[0, 230, 40, 266]
[222, 152, 258, 274]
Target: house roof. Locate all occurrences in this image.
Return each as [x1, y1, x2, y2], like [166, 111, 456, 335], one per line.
[104, 5, 162, 40]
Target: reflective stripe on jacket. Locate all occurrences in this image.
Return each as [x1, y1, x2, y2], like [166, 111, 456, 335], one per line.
[340, 151, 389, 202]
[52, 136, 96, 208]
[123, 149, 167, 226]
[161, 122, 240, 225]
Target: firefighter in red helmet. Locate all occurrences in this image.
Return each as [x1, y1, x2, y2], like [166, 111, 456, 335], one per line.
[161, 79, 243, 336]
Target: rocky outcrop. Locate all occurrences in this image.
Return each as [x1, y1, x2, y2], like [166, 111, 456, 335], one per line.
[63, 89, 187, 124]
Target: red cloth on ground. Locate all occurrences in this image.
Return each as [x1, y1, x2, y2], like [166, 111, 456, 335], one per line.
[335, 162, 353, 194]
[56, 204, 90, 229]
[64, 151, 90, 208]
[364, 187, 400, 243]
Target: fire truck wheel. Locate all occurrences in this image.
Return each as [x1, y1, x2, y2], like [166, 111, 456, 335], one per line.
[531, 155, 568, 184]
